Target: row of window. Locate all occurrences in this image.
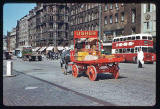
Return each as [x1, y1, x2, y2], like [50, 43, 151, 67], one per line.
[113, 36, 152, 42]
[143, 4, 156, 13]
[114, 47, 153, 54]
[71, 4, 99, 15]
[104, 3, 124, 11]
[104, 12, 124, 24]
[70, 12, 98, 25]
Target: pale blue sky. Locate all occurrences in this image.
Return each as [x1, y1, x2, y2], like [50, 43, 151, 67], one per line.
[3, 3, 36, 36]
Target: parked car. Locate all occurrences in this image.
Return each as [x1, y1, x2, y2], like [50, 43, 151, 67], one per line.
[4, 51, 12, 60]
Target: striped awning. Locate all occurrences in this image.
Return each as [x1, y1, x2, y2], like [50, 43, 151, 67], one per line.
[57, 46, 64, 50]
[33, 47, 40, 52]
[46, 46, 54, 51]
[38, 47, 46, 52]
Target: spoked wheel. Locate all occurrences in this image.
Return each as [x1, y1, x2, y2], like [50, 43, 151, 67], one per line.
[72, 64, 79, 78]
[87, 65, 97, 81]
[112, 64, 119, 79]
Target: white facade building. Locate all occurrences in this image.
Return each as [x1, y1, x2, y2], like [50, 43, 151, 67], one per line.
[141, 3, 156, 38]
[3, 36, 7, 51]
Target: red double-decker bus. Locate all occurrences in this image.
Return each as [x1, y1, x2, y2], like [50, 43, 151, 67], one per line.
[112, 34, 156, 63]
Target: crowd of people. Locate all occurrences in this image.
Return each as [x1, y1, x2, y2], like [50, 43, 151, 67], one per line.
[46, 51, 59, 60]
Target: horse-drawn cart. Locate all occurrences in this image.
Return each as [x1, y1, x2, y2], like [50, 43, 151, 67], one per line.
[63, 31, 123, 81]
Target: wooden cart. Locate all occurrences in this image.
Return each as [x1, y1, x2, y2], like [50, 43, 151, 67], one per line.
[69, 31, 123, 81]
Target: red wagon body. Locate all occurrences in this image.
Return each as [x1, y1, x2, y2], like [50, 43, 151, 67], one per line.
[70, 31, 123, 81]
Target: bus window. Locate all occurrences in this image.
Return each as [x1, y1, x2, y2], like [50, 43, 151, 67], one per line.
[120, 38, 123, 41]
[127, 37, 131, 41]
[136, 36, 140, 40]
[123, 49, 126, 53]
[117, 38, 119, 42]
[142, 47, 148, 52]
[135, 47, 138, 53]
[123, 38, 126, 41]
[148, 47, 154, 53]
[127, 48, 130, 53]
[131, 48, 134, 53]
[142, 36, 147, 40]
[148, 37, 152, 40]
[119, 49, 122, 53]
[132, 36, 135, 40]
[115, 49, 118, 53]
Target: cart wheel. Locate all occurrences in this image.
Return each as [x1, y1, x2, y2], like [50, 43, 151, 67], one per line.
[112, 65, 119, 79]
[113, 71, 119, 79]
[87, 66, 97, 81]
[72, 64, 79, 78]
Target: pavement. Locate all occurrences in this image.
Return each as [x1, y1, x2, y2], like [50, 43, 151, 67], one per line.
[3, 56, 156, 106]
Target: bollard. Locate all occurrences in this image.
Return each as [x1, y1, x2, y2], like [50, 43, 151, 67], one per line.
[4, 61, 15, 77]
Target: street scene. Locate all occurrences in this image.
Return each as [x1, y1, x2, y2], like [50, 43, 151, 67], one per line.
[3, 3, 156, 106]
[3, 57, 156, 106]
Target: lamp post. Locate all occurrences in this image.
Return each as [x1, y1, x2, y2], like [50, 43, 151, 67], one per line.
[98, 3, 102, 51]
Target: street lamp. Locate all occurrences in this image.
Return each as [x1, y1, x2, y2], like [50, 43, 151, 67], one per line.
[98, 3, 102, 51]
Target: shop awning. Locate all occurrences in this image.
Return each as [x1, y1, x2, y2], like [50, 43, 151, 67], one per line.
[64, 47, 69, 50]
[39, 47, 46, 52]
[46, 46, 54, 51]
[33, 47, 40, 52]
[57, 46, 64, 50]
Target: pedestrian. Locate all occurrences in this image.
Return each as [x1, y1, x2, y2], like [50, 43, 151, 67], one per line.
[137, 47, 144, 68]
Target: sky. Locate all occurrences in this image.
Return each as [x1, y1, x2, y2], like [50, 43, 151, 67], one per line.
[3, 3, 36, 36]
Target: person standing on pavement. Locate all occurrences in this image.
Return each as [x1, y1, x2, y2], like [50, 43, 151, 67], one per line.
[137, 47, 144, 68]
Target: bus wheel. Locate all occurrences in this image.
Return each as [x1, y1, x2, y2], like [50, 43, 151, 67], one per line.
[72, 64, 79, 78]
[87, 65, 97, 81]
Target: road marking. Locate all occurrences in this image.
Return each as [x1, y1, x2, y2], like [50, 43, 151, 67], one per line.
[25, 86, 38, 90]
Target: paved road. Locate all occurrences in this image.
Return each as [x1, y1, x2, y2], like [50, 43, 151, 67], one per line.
[3, 57, 156, 106]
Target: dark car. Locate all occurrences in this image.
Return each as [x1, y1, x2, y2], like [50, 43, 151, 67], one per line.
[60, 49, 71, 75]
[4, 52, 12, 60]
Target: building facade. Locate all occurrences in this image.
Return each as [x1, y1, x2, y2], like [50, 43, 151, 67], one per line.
[102, 3, 141, 53]
[102, 3, 126, 52]
[68, 3, 100, 44]
[141, 3, 156, 38]
[17, 15, 30, 49]
[28, 7, 37, 47]
[35, 3, 69, 47]
[9, 28, 17, 52]
[7, 3, 156, 53]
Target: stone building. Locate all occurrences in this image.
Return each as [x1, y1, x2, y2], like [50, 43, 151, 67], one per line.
[35, 3, 69, 47]
[141, 3, 156, 50]
[102, 3, 141, 53]
[102, 3, 126, 52]
[9, 28, 17, 52]
[141, 3, 156, 44]
[68, 3, 100, 44]
[28, 7, 37, 47]
[141, 3, 156, 36]
[17, 15, 30, 49]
